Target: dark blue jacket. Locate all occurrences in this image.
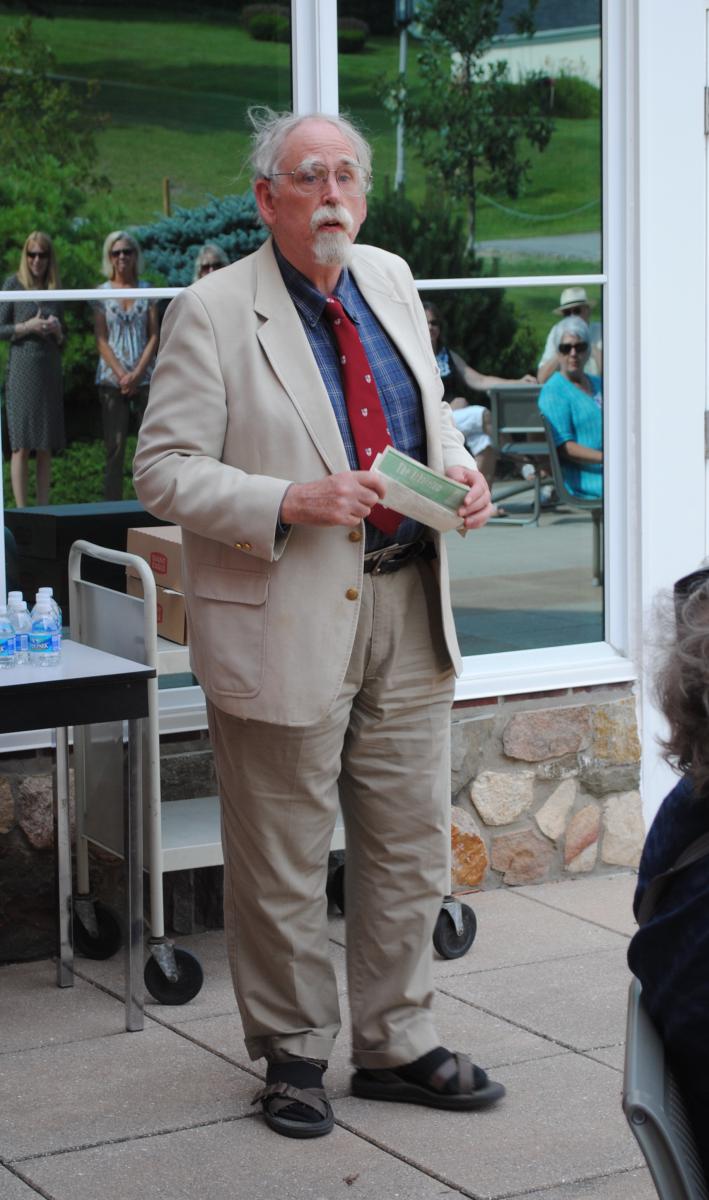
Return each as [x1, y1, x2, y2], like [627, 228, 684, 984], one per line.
[628, 774, 709, 1173]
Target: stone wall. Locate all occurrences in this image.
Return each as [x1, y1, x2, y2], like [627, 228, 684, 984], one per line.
[450, 684, 644, 890]
[0, 683, 643, 962]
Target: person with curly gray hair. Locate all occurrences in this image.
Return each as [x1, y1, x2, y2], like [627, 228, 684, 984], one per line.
[192, 242, 229, 282]
[628, 567, 709, 1180]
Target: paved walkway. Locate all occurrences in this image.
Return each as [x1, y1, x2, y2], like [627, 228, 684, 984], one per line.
[476, 232, 602, 262]
[0, 875, 654, 1200]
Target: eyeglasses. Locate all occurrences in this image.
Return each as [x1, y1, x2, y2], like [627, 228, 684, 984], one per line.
[267, 160, 370, 198]
[561, 305, 586, 316]
[27, 251, 48, 260]
[199, 261, 222, 274]
[558, 342, 588, 355]
[111, 247, 135, 258]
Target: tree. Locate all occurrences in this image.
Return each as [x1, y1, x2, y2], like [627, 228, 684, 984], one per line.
[387, 0, 553, 249]
[0, 17, 107, 187]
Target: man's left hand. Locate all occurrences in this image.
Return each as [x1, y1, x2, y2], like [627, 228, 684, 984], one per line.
[446, 466, 493, 530]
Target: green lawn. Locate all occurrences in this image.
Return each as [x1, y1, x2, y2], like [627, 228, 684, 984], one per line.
[0, 7, 601, 244]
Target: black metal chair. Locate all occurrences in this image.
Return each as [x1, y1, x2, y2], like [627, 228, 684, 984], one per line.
[623, 979, 708, 1200]
[485, 385, 545, 525]
[539, 414, 603, 586]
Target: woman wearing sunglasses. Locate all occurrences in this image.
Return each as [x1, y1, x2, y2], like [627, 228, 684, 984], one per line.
[0, 231, 65, 506]
[94, 230, 158, 499]
[538, 315, 602, 499]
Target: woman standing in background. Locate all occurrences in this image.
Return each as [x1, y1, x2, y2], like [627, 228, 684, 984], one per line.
[94, 230, 158, 499]
[0, 231, 65, 506]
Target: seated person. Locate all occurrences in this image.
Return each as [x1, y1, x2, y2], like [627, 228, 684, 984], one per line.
[537, 287, 602, 384]
[424, 302, 535, 500]
[538, 316, 602, 499]
[628, 566, 709, 1180]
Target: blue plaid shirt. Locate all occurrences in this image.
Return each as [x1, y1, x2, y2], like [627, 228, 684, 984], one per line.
[275, 243, 425, 550]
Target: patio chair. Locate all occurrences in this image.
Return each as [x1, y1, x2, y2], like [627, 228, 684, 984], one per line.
[539, 414, 603, 585]
[486, 384, 545, 525]
[623, 979, 708, 1200]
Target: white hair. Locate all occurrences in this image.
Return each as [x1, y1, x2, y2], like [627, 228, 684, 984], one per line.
[552, 315, 591, 351]
[248, 107, 372, 186]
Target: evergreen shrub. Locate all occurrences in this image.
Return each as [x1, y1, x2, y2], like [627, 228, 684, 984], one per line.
[133, 193, 268, 287]
[338, 17, 369, 53]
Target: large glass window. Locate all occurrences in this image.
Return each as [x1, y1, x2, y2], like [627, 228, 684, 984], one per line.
[338, 0, 603, 656]
[0, 4, 291, 508]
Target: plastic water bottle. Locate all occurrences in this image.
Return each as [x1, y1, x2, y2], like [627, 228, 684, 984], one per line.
[0, 606, 16, 669]
[37, 587, 62, 634]
[9, 599, 31, 665]
[29, 600, 61, 667]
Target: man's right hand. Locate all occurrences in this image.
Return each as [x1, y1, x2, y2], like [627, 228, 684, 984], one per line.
[280, 471, 387, 527]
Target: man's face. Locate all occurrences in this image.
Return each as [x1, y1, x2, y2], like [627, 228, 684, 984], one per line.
[254, 119, 367, 282]
[561, 303, 590, 322]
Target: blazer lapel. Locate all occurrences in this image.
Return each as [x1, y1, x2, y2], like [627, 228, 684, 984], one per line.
[254, 240, 349, 474]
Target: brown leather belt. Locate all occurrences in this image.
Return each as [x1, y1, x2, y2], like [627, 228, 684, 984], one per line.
[363, 539, 436, 576]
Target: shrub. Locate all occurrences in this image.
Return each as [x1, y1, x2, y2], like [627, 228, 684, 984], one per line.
[338, 17, 369, 53]
[242, 5, 290, 42]
[551, 73, 600, 119]
[133, 192, 268, 287]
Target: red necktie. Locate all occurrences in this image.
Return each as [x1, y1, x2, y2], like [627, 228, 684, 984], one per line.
[323, 296, 402, 537]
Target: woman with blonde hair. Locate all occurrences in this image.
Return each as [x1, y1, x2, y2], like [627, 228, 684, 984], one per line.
[94, 230, 158, 499]
[0, 231, 65, 506]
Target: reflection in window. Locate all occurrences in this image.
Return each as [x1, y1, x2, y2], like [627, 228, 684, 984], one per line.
[0, 5, 290, 508]
[338, 2, 603, 656]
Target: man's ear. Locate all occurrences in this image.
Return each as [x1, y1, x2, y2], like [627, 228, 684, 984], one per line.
[254, 178, 275, 227]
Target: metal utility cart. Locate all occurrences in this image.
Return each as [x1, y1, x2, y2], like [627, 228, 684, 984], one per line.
[68, 539, 475, 1008]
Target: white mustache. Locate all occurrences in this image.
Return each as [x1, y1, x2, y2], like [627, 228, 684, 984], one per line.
[310, 205, 354, 234]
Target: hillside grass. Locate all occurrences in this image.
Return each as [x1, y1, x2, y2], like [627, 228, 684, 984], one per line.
[0, 6, 601, 243]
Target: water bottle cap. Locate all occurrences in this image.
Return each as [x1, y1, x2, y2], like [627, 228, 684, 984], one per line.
[8, 592, 22, 602]
[38, 587, 54, 597]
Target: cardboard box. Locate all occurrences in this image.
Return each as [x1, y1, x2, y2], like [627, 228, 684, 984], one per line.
[126, 574, 187, 645]
[126, 525, 183, 593]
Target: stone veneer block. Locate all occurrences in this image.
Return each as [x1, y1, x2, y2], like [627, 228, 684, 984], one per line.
[450, 716, 494, 794]
[450, 805, 488, 889]
[565, 842, 598, 874]
[602, 791, 645, 868]
[502, 707, 592, 762]
[490, 829, 555, 885]
[564, 803, 601, 865]
[17, 775, 55, 850]
[0, 777, 14, 834]
[535, 779, 576, 842]
[471, 769, 535, 826]
[592, 699, 641, 764]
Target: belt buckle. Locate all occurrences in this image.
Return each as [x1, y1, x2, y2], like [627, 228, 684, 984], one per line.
[367, 542, 402, 576]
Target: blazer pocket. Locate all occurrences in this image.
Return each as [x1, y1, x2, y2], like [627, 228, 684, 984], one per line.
[192, 565, 269, 697]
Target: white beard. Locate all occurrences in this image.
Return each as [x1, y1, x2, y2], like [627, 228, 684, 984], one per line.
[310, 205, 354, 266]
[312, 230, 353, 266]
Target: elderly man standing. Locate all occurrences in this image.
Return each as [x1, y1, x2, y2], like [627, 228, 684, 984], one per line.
[134, 109, 504, 1138]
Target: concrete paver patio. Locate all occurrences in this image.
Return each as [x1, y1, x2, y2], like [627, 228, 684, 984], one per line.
[0, 874, 656, 1200]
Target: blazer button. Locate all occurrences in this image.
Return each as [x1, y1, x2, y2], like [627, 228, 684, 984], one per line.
[348, 529, 362, 542]
[345, 587, 359, 601]
[233, 542, 242, 550]
[242, 542, 252, 551]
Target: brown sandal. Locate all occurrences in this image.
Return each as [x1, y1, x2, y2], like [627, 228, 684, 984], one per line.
[252, 1081, 334, 1138]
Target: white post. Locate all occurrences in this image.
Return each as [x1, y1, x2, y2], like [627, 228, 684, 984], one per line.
[291, 0, 339, 114]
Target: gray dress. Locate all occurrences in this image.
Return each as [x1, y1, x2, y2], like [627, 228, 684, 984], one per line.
[0, 275, 65, 452]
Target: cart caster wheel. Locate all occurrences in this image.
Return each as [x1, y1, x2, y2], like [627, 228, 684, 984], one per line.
[433, 903, 477, 960]
[144, 948, 203, 1005]
[326, 863, 345, 914]
[73, 901, 122, 960]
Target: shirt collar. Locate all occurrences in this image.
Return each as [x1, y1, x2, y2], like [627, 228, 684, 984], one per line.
[273, 240, 359, 326]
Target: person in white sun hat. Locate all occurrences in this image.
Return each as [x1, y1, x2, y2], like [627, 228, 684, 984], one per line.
[537, 286, 602, 385]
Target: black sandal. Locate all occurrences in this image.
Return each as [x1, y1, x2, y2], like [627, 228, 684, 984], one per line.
[252, 1081, 335, 1138]
[351, 1051, 505, 1111]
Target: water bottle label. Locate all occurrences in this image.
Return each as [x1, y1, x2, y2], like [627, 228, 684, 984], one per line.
[30, 632, 54, 653]
[0, 635, 14, 658]
[15, 633, 28, 653]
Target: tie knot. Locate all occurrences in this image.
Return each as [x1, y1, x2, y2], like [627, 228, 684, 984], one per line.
[323, 296, 346, 324]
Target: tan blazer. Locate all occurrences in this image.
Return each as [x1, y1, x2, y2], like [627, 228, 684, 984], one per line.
[133, 237, 477, 725]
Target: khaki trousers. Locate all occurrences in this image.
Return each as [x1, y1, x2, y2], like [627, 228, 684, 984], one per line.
[207, 557, 455, 1068]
